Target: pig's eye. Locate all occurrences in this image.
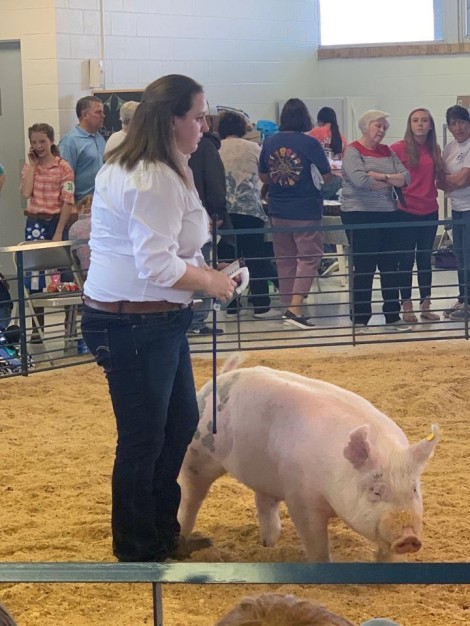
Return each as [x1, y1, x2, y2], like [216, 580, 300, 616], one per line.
[373, 491, 382, 499]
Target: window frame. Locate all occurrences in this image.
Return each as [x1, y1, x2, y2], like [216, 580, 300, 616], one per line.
[316, 0, 470, 59]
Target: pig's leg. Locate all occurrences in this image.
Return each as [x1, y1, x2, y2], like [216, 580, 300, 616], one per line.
[255, 492, 282, 547]
[178, 449, 226, 538]
[285, 496, 332, 562]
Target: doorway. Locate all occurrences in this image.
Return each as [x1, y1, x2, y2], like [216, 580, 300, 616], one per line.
[0, 40, 26, 276]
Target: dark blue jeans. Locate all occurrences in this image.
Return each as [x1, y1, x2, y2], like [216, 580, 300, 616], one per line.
[452, 210, 470, 305]
[81, 304, 199, 562]
[396, 210, 438, 302]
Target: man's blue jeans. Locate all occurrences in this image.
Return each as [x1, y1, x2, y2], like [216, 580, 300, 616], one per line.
[81, 304, 199, 562]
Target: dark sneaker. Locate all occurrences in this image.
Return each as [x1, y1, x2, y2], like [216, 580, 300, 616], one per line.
[282, 310, 316, 329]
[318, 257, 338, 276]
[449, 305, 470, 321]
[190, 325, 224, 335]
[443, 300, 464, 318]
[29, 330, 43, 344]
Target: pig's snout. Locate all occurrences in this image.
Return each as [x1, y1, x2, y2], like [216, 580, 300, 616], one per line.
[378, 510, 423, 559]
[391, 527, 422, 554]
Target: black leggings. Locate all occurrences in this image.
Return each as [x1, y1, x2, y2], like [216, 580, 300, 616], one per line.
[341, 210, 401, 325]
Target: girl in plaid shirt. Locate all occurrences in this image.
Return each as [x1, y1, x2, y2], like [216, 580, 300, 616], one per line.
[20, 123, 76, 342]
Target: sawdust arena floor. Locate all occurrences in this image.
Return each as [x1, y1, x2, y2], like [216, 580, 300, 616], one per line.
[0, 341, 468, 625]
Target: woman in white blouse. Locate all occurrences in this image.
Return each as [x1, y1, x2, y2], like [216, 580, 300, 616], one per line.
[81, 74, 235, 563]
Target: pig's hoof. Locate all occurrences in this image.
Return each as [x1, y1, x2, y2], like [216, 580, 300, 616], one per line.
[172, 534, 213, 559]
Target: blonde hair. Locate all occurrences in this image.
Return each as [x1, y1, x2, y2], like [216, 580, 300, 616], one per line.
[119, 101, 140, 126]
[214, 593, 356, 626]
[358, 110, 390, 134]
[76, 194, 93, 216]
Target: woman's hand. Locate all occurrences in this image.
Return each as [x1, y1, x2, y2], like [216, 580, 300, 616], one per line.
[28, 149, 39, 167]
[204, 268, 237, 301]
[367, 171, 390, 182]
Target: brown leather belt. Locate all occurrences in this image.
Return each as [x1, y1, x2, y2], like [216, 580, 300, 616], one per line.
[24, 211, 58, 221]
[83, 296, 191, 314]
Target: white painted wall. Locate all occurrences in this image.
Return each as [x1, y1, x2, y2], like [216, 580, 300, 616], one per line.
[0, 0, 60, 142]
[55, 0, 318, 135]
[3, 0, 470, 150]
[311, 54, 470, 145]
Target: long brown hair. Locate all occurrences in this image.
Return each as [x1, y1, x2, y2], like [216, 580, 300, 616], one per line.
[28, 123, 60, 157]
[106, 74, 203, 182]
[404, 108, 443, 175]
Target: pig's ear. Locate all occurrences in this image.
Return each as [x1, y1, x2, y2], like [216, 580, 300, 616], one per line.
[344, 425, 376, 470]
[409, 424, 440, 469]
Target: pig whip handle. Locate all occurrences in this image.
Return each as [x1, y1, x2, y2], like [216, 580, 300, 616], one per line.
[211, 214, 218, 434]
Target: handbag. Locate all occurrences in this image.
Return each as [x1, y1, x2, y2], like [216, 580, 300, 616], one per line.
[392, 185, 407, 208]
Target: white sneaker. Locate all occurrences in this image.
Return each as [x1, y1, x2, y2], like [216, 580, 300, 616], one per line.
[253, 309, 282, 319]
[384, 319, 412, 332]
[354, 324, 372, 335]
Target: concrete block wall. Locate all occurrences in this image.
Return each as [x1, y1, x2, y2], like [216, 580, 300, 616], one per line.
[3, 0, 469, 151]
[55, 0, 318, 135]
[312, 54, 470, 146]
[0, 0, 60, 139]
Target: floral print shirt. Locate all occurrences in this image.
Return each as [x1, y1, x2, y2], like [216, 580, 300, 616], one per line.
[219, 137, 268, 223]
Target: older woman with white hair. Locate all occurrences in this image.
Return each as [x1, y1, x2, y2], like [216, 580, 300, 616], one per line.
[104, 100, 140, 159]
[341, 109, 410, 333]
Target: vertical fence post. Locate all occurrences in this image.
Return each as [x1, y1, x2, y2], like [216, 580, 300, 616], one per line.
[16, 250, 29, 376]
[152, 582, 163, 626]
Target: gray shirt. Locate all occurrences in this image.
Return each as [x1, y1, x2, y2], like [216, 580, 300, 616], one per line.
[341, 141, 410, 212]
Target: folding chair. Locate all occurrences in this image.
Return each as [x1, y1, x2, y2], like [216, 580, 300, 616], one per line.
[11, 241, 83, 364]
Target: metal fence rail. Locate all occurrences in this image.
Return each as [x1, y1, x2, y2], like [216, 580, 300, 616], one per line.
[0, 562, 469, 626]
[0, 218, 467, 376]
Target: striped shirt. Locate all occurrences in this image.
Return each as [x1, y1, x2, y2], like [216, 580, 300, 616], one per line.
[22, 157, 75, 216]
[341, 142, 410, 213]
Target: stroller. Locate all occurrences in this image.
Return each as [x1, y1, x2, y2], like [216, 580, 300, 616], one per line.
[0, 325, 35, 376]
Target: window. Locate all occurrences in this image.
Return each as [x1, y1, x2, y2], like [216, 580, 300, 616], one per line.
[319, 0, 442, 46]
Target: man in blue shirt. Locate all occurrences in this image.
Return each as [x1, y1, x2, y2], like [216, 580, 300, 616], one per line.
[59, 96, 105, 201]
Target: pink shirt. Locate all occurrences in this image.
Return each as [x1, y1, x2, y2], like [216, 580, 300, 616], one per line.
[390, 140, 439, 215]
[22, 157, 75, 216]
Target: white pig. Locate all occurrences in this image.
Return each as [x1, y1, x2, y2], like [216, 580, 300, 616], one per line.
[178, 355, 440, 562]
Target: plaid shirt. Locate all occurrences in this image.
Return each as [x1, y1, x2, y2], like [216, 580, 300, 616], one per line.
[22, 157, 75, 215]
